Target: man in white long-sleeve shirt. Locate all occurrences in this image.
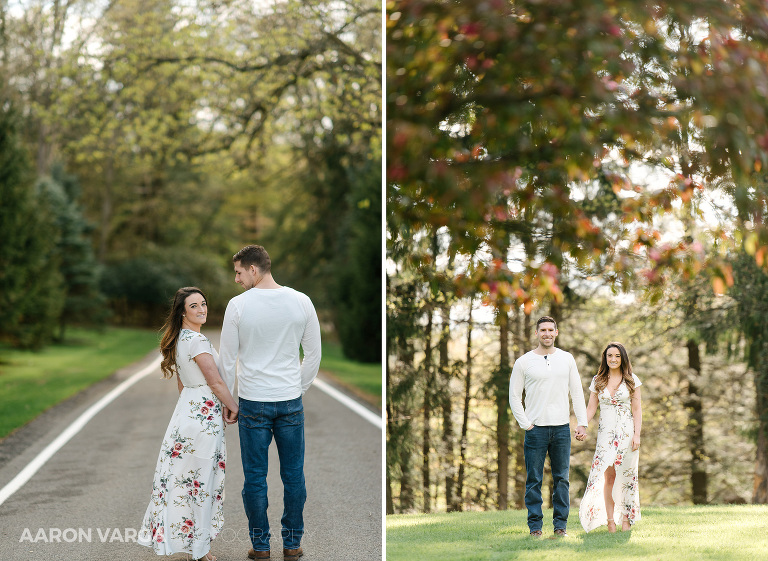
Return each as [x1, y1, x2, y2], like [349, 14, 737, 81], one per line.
[219, 245, 321, 561]
[509, 316, 587, 538]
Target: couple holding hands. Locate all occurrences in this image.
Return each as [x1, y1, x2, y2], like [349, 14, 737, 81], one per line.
[509, 316, 643, 537]
[137, 245, 322, 561]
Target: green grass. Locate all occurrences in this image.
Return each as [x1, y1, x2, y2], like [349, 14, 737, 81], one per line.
[386, 505, 768, 561]
[0, 327, 160, 440]
[319, 340, 382, 400]
[0, 329, 380, 442]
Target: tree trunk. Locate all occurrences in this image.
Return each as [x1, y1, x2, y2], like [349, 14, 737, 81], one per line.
[685, 339, 708, 504]
[385, 309, 395, 515]
[755, 416, 768, 503]
[496, 305, 511, 510]
[754, 341, 768, 503]
[456, 298, 474, 512]
[513, 310, 532, 508]
[422, 308, 434, 513]
[399, 451, 415, 512]
[439, 303, 458, 511]
[388, 276, 417, 513]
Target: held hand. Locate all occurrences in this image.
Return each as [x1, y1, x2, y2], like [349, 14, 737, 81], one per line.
[226, 406, 239, 424]
[574, 425, 587, 441]
[223, 406, 239, 425]
[631, 435, 641, 451]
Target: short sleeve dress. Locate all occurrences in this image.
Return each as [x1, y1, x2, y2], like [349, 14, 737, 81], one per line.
[138, 329, 226, 558]
[579, 373, 642, 532]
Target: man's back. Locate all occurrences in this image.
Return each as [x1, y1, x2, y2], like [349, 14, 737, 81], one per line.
[219, 286, 322, 402]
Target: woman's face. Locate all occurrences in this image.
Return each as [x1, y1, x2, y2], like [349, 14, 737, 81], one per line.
[183, 292, 207, 328]
[606, 347, 622, 371]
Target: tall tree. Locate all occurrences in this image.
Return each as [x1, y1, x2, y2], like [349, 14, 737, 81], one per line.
[388, 0, 768, 303]
[456, 297, 475, 510]
[3, 0, 381, 336]
[36, 165, 107, 339]
[730, 252, 768, 503]
[685, 339, 708, 504]
[332, 153, 382, 362]
[0, 92, 65, 348]
[386, 273, 420, 513]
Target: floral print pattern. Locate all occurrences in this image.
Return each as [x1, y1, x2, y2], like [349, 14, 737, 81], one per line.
[138, 330, 225, 558]
[162, 429, 196, 460]
[579, 374, 642, 532]
[189, 397, 223, 435]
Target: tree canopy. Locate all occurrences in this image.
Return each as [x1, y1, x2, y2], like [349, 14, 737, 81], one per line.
[388, 0, 768, 304]
[386, 0, 768, 510]
[1, 0, 381, 358]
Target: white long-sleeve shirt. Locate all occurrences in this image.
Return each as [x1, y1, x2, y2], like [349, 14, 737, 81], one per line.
[508, 348, 588, 430]
[218, 286, 322, 402]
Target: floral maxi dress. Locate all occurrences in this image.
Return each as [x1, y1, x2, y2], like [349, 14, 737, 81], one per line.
[138, 330, 226, 557]
[579, 373, 642, 532]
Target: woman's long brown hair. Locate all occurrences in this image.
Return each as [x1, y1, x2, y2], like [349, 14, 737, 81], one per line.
[159, 287, 206, 379]
[593, 342, 636, 396]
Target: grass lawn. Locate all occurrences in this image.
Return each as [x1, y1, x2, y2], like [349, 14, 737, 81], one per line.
[0, 327, 160, 440]
[319, 340, 381, 400]
[386, 505, 768, 561]
[0, 328, 380, 442]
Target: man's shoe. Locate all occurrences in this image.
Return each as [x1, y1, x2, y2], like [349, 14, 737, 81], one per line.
[554, 528, 568, 538]
[529, 530, 542, 537]
[283, 547, 303, 560]
[248, 549, 270, 559]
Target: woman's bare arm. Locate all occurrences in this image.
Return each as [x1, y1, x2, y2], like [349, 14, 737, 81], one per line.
[586, 391, 599, 424]
[194, 353, 238, 413]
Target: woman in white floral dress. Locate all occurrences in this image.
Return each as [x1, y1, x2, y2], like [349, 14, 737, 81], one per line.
[138, 287, 239, 561]
[579, 342, 642, 533]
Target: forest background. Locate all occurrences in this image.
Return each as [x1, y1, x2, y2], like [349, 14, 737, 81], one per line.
[0, 0, 381, 364]
[386, 0, 768, 514]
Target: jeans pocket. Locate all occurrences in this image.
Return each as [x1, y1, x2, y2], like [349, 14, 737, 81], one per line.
[239, 413, 267, 429]
[284, 410, 304, 426]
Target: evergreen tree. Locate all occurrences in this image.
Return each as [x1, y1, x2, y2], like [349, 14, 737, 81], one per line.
[333, 156, 382, 363]
[35, 164, 108, 339]
[0, 95, 65, 349]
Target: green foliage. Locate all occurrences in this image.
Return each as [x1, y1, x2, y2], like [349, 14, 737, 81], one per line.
[731, 253, 768, 371]
[387, 293, 756, 513]
[0, 97, 65, 349]
[3, 0, 381, 347]
[387, 505, 768, 561]
[100, 248, 232, 326]
[320, 340, 382, 399]
[387, 0, 768, 301]
[35, 165, 109, 338]
[386, 0, 768, 512]
[333, 156, 382, 363]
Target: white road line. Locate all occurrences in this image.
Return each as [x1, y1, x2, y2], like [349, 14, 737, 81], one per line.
[0, 355, 162, 507]
[313, 378, 382, 429]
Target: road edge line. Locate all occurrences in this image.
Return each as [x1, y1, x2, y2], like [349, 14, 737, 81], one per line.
[0, 354, 162, 507]
[313, 378, 382, 429]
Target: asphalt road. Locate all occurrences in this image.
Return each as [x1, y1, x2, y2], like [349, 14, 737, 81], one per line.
[0, 330, 382, 561]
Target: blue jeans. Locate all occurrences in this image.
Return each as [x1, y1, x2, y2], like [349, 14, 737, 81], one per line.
[523, 424, 571, 532]
[238, 396, 306, 551]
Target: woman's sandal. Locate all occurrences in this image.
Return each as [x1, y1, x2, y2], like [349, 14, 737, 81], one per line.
[607, 520, 617, 533]
[197, 554, 217, 561]
[621, 516, 631, 531]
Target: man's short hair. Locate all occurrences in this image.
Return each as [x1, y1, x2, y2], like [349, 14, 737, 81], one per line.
[536, 316, 557, 330]
[233, 245, 271, 273]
